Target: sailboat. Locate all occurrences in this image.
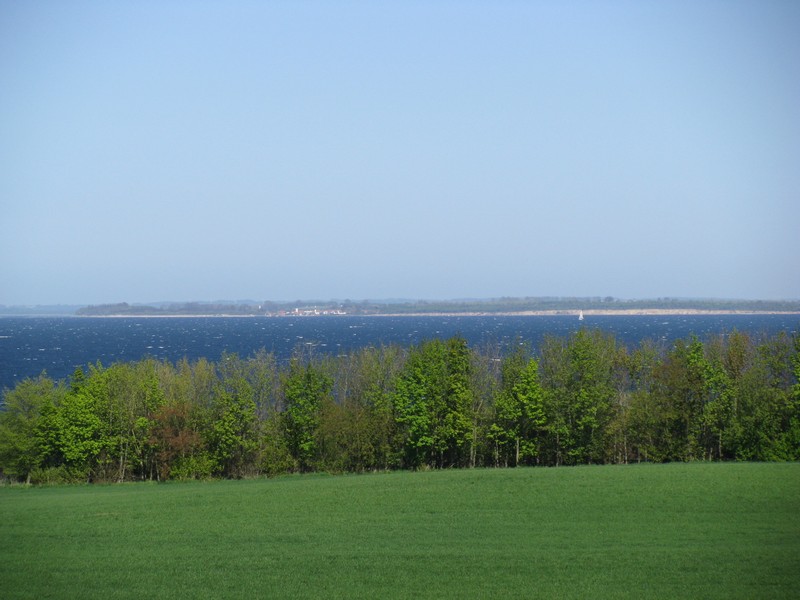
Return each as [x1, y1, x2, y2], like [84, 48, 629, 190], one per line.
[578, 310, 584, 321]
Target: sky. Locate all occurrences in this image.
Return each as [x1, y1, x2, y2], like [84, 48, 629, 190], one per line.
[1, 0, 798, 305]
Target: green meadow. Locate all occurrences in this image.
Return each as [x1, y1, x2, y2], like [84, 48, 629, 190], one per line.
[1, 463, 798, 599]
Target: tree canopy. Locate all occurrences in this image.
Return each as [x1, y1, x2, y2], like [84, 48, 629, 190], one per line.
[1, 329, 798, 483]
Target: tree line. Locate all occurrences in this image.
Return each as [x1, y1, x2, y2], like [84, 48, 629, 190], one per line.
[1, 328, 798, 484]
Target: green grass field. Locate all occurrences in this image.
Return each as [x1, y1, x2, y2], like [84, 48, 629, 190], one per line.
[1, 463, 798, 599]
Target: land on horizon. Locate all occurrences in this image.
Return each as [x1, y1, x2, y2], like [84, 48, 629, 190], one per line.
[2, 296, 799, 317]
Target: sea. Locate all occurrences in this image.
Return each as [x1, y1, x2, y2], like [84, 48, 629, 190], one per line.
[1, 314, 798, 392]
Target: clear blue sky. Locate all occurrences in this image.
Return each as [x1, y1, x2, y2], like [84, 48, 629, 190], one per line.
[1, 1, 798, 305]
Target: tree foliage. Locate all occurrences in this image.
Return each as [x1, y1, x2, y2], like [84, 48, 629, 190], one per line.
[1, 328, 798, 483]
[392, 337, 473, 468]
[490, 349, 546, 467]
[282, 358, 332, 471]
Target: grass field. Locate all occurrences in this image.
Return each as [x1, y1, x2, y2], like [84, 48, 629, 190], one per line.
[1, 463, 798, 599]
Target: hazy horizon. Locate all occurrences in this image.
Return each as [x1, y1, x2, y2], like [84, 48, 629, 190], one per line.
[4, 294, 800, 309]
[2, 2, 798, 305]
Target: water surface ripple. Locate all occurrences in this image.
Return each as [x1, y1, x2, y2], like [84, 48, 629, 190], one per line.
[1, 315, 797, 391]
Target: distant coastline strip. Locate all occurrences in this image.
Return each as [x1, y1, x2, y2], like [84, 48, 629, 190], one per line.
[74, 309, 800, 318]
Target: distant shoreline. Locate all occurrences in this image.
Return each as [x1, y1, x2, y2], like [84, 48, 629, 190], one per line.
[66, 309, 800, 318]
[373, 309, 800, 317]
[354, 309, 800, 317]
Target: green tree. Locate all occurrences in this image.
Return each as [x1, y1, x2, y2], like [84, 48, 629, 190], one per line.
[783, 333, 800, 458]
[49, 376, 106, 481]
[149, 399, 210, 480]
[698, 339, 735, 460]
[352, 345, 405, 470]
[469, 341, 505, 468]
[439, 336, 473, 467]
[318, 346, 405, 472]
[207, 354, 259, 478]
[733, 333, 791, 460]
[282, 358, 332, 471]
[646, 337, 708, 461]
[620, 339, 666, 462]
[0, 374, 65, 483]
[392, 343, 438, 468]
[96, 360, 166, 481]
[392, 337, 473, 469]
[490, 357, 546, 466]
[539, 330, 619, 465]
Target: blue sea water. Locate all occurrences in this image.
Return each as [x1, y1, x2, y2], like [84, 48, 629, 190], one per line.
[0, 314, 797, 392]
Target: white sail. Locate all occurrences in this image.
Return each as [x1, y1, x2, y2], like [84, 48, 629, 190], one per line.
[578, 310, 584, 321]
